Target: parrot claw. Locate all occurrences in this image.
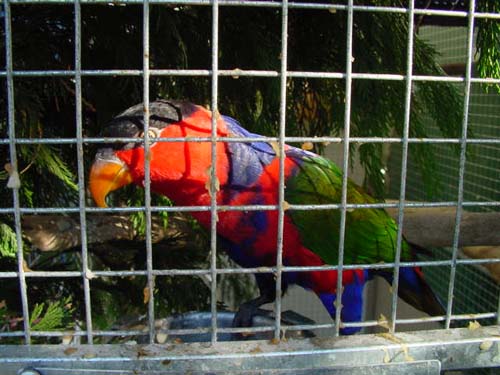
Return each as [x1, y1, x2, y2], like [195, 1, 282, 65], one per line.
[232, 296, 275, 339]
[232, 303, 268, 329]
[233, 306, 277, 340]
[232, 274, 278, 338]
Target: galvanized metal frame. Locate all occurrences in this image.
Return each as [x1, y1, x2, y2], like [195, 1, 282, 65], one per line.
[1, 0, 500, 372]
[2, 326, 500, 374]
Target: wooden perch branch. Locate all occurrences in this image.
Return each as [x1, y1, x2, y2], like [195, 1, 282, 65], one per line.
[461, 246, 500, 283]
[21, 206, 500, 253]
[384, 205, 500, 248]
[22, 213, 196, 252]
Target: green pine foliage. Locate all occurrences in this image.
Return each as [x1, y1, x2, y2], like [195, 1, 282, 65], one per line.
[21, 145, 78, 193]
[0, 223, 17, 259]
[30, 296, 74, 332]
[0, 298, 74, 344]
[124, 188, 172, 237]
[477, 1, 500, 93]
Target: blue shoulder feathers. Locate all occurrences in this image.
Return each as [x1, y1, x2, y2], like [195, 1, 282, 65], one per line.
[222, 115, 276, 188]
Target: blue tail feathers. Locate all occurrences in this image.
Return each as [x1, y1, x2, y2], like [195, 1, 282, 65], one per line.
[373, 266, 446, 316]
[318, 271, 367, 335]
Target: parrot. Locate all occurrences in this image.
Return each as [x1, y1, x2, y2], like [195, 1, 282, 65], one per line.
[88, 99, 445, 334]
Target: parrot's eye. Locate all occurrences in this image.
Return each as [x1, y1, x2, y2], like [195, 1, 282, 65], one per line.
[139, 127, 161, 143]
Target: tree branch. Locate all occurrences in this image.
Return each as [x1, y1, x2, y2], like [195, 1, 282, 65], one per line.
[384, 205, 500, 248]
[461, 246, 500, 283]
[22, 213, 198, 252]
[22, 206, 500, 253]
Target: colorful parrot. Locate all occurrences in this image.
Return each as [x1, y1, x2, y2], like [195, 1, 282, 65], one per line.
[89, 100, 444, 334]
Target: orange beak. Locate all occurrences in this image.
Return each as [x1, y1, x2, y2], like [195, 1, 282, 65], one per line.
[89, 153, 133, 208]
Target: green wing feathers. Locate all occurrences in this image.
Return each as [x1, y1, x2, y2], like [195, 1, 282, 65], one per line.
[285, 154, 411, 266]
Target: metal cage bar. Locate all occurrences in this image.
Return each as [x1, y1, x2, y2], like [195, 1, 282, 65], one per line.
[0, 199, 498, 218]
[73, 0, 94, 344]
[389, 0, 416, 334]
[444, 0, 476, 330]
[2, 135, 500, 146]
[272, 0, 289, 340]
[141, 0, 157, 345]
[334, 0, 354, 337]
[2, 0, 31, 345]
[3, 68, 500, 85]
[2, 256, 500, 279]
[209, 0, 220, 344]
[2, 0, 500, 19]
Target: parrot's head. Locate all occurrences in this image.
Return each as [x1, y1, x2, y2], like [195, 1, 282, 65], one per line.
[89, 100, 229, 207]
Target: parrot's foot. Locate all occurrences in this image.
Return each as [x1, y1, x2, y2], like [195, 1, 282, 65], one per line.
[232, 275, 277, 338]
[232, 295, 274, 339]
[232, 301, 262, 329]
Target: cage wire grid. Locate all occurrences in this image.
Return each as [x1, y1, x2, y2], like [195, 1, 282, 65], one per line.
[1, 0, 500, 373]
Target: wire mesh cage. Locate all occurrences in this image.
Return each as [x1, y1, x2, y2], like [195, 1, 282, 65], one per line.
[0, 0, 499, 374]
